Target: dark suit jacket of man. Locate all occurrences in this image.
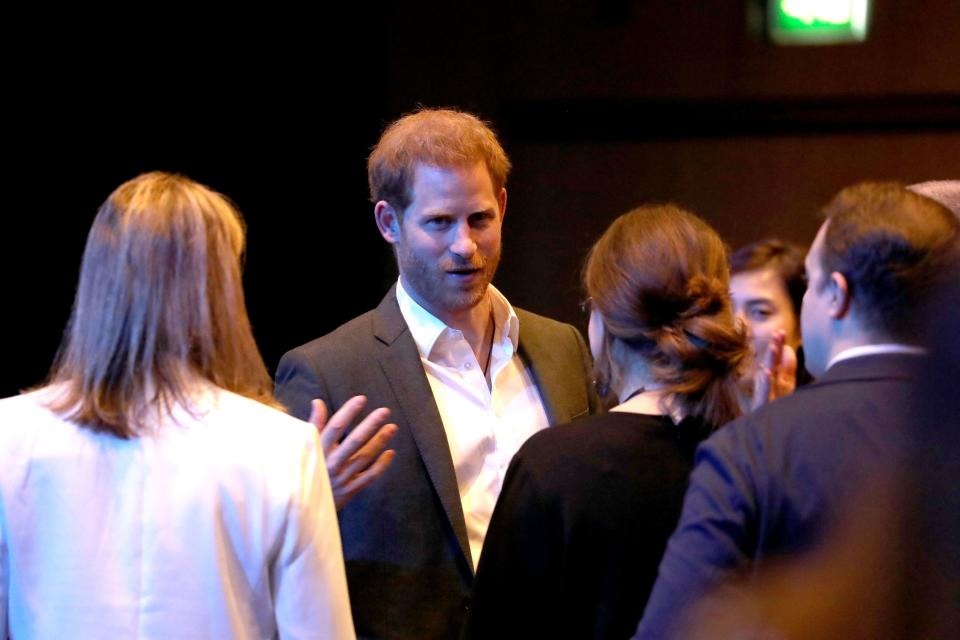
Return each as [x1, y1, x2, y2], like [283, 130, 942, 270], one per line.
[275, 286, 596, 640]
[634, 352, 920, 640]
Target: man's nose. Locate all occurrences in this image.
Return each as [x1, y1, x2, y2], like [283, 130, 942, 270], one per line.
[449, 224, 478, 258]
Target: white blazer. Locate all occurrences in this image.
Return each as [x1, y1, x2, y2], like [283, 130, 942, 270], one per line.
[0, 383, 355, 639]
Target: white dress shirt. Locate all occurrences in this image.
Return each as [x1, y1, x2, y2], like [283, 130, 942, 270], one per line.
[0, 383, 355, 640]
[396, 280, 550, 569]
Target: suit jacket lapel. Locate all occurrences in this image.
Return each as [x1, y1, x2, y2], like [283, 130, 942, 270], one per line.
[371, 287, 472, 570]
[516, 309, 590, 426]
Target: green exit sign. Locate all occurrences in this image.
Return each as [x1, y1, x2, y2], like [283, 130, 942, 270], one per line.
[769, 0, 871, 45]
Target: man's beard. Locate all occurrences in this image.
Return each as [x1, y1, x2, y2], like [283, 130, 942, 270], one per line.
[397, 243, 501, 317]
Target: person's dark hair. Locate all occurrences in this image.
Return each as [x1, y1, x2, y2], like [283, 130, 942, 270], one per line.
[819, 182, 960, 340]
[43, 172, 278, 438]
[730, 239, 807, 320]
[583, 204, 748, 427]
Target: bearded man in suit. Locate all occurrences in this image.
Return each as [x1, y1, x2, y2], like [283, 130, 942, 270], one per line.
[276, 108, 596, 639]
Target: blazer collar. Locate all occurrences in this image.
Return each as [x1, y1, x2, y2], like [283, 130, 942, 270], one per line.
[816, 351, 924, 386]
[371, 284, 410, 345]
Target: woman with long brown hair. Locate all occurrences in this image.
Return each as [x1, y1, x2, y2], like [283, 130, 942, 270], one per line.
[0, 172, 355, 639]
[463, 204, 747, 639]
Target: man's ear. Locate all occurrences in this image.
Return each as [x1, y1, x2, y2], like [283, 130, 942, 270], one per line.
[498, 187, 508, 221]
[374, 201, 401, 244]
[828, 271, 852, 320]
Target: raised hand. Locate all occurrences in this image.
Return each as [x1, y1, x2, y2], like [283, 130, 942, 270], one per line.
[310, 396, 398, 510]
[751, 330, 798, 410]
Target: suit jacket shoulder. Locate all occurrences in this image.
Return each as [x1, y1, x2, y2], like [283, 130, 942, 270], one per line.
[275, 300, 403, 420]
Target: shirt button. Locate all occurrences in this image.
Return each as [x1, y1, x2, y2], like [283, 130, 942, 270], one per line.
[464, 362, 473, 370]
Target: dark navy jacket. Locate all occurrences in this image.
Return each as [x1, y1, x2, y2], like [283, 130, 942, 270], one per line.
[635, 353, 920, 639]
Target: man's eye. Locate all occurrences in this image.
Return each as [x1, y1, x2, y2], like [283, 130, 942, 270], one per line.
[426, 217, 451, 228]
[749, 308, 773, 320]
[470, 213, 495, 227]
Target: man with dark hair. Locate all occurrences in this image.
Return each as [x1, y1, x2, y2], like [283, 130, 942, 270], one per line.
[634, 182, 960, 639]
[276, 108, 596, 639]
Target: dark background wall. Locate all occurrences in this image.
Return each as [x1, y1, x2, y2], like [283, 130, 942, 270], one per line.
[3, 0, 958, 398]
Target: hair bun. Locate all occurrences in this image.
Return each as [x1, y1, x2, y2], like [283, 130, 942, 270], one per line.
[680, 275, 726, 320]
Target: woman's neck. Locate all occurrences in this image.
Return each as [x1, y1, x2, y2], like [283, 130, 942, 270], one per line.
[610, 387, 669, 416]
[609, 360, 681, 418]
[611, 366, 667, 414]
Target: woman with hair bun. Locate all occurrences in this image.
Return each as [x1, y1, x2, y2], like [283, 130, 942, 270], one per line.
[463, 204, 748, 640]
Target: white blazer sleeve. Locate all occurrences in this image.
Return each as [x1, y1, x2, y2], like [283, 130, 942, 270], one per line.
[272, 428, 355, 640]
[1, 501, 8, 638]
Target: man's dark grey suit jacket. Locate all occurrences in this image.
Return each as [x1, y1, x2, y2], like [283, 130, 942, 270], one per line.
[276, 287, 596, 639]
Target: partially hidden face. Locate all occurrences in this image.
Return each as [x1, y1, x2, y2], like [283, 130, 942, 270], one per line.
[731, 267, 802, 367]
[393, 162, 504, 321]
[800, 222, 833, 377]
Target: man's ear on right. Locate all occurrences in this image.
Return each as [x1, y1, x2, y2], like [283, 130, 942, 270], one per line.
[828, 271, 852, 320]
[374, 201, 401, 244]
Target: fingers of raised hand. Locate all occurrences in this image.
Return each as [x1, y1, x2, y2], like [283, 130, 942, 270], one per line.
[320, 395, 368, 454]
[326, 407, 392, 471]
[335, 448, 398, 508]
[309, 399, 328, 432]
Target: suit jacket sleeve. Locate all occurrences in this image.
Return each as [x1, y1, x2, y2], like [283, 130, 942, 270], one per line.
[275, 347, 332, 422]
[634, 423, 760, 639]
